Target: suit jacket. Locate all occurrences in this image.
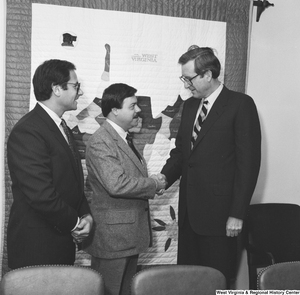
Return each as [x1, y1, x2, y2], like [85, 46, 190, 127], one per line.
[161, 86, 261, 236]
[7, 103, 91, 269]
[83, 121, 156, 259]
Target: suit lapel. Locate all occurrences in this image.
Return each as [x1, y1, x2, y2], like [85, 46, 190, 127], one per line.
[187, 98, 201, 131]
[103, 121, 148, 176]
[34, 104, 82, 183]
[191, 87, 229, 151]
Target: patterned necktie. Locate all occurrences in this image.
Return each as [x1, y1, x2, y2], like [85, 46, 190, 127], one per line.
[61, 119, 79, 167]
[126, 132, 142, 163]
[191, 99, 208, 147]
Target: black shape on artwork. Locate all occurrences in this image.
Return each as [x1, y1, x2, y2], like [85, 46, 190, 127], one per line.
[167, 95, 184, 139]
[61, 33, 77, 47]
[137, 96, 162, 131]
[162, 95, 183, 119]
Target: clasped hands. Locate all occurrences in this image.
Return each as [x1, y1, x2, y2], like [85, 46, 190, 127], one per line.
[71, 214, 93, 244]
[150, 173, 167, 195]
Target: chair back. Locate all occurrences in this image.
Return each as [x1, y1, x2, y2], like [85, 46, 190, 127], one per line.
[247, 203, 300, 263]
[131, 265, 226, 295]
[245, 203, 300, 289]
[258, 261, 300, 290]
[0, 265, 104, 295]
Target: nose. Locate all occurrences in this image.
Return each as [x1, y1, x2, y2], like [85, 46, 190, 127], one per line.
[135, 105, 141, 113]
[183, 81, 191, 89]
[77, 88, 84, 96]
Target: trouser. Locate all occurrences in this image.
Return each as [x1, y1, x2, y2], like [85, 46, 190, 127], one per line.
[91, 254, 139, 295]
[177, 215, 237, 288]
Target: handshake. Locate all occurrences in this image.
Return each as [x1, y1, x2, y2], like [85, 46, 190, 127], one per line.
[150, 173, 168, 195]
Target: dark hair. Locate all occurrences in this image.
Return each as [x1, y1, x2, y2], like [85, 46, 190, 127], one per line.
[32, 59, 76, 101]
[101, 83, 137, 117]
[178, 47, 221, 79]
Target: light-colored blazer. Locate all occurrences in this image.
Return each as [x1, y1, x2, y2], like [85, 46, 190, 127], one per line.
[83, 120, 157, 259]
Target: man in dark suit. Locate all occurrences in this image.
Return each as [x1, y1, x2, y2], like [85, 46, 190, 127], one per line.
[7, 59, 93, 269]
[159, 47, 261, 286]
[83, 83, 166, 295]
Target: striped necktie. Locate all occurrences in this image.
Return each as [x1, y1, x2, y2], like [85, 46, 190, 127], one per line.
[191, 99, 208, 147]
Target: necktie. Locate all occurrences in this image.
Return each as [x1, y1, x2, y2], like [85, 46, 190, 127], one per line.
[61, 119, 79, 166]
[191, 99, 208, 147]
[126, 132, 142, 163]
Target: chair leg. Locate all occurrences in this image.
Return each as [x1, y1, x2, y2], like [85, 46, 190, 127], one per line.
[249, 268, 258, 289]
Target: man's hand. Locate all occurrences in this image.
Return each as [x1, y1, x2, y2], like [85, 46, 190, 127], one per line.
[226, 217, 243, 237]
[150, 173, 168, 195]
[71, 214, 93, 244]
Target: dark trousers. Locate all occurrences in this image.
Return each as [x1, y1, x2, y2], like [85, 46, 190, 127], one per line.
[177, 215, 237, 288]
[91, 254, 138, 295]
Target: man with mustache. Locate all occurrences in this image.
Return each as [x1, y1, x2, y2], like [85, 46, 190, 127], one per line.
[83, 83, 166, 295]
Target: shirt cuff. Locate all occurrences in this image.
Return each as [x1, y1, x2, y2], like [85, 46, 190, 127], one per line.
[71, 217, 80, 232]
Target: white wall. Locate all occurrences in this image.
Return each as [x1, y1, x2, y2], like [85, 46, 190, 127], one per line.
[248, 0, 300, 205]
[0, 1, 6, 278]
[1, 0, 299, 288]
[236, 0, 300, 289]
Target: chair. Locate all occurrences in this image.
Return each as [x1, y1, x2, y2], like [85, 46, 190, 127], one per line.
[0, 265, 104, 295]
[257, 261, 300, 290]
[131, 265, 226, 295]
[245, 203, 300, 289]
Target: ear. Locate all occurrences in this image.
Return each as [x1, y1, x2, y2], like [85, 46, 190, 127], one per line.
[111, 108, 119, 116]
[52, 84, 61, 97]
[204, 70, 213, 82]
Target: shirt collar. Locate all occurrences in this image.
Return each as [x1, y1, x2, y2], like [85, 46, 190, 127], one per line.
[204, 83, 223, 109]
[37, 101, 62, 128]
[106, 118, 127, 142]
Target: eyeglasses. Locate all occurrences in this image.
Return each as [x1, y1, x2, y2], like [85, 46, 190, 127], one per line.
[67, 82, 81, 95]
[179, 74, 201, 86]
